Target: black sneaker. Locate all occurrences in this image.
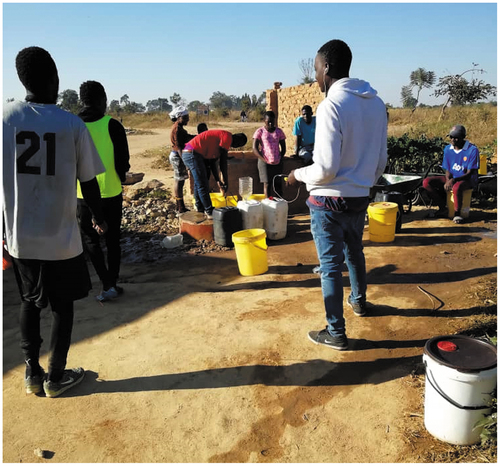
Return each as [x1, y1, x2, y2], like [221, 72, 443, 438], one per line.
[308, 329, 348, 350]
[348, 298, 366, 317]
[25, 368, 46, 395]
[43, 367, 85, 398]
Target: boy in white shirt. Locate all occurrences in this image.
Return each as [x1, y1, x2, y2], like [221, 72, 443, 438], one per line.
[3, 47, 106, 397]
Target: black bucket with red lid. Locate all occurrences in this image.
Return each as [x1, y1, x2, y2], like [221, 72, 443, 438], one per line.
[424, 335, 497, 374]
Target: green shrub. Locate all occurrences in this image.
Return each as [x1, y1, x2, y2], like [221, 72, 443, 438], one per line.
[386, 133, 447, 174]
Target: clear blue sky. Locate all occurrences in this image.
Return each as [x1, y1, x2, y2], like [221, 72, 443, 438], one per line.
[3, 2, 497, 108]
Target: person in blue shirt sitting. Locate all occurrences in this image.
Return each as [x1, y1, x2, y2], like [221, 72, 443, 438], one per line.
[423, 125, 479, 224]
[292, 105, 316, 165]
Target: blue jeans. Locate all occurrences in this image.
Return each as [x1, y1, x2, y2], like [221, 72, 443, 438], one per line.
[181, 150, 213, 214]
[310, 207, 367, 337]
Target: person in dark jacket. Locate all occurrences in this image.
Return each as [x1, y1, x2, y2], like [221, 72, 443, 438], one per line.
[77, 80, 130, 302]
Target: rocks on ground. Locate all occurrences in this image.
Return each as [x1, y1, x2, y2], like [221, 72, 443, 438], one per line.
[120, 179, 231, 263]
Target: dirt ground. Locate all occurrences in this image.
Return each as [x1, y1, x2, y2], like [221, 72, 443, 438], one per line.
[2, 126, 497, 463]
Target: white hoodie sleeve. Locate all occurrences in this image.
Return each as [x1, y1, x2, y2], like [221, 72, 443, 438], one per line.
[374, 116, 388, 182]
[294, 100, 340, 185]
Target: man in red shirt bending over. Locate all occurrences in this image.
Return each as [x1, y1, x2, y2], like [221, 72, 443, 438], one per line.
[182, 129, 247, 218]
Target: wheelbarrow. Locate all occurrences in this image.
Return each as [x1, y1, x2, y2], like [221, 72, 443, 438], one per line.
[371, 173, 423, 213]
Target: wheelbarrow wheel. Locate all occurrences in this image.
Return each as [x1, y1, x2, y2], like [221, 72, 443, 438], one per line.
[403, 194, 413, 213]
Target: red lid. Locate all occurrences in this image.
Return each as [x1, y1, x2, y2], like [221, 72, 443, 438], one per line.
[437, 341, 457, 352]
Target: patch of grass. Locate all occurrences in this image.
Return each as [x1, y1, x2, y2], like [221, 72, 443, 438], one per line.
[135, 146, 172, 171]
[388, 104, 497, 157]
[147, 188, 171, 200]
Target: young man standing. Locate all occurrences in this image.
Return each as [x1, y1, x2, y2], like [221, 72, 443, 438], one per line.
[292, 105, 316, 165]
[287, 39, 387, 350]
[3, 47, 106, 397]
[77, 81, 131, 302]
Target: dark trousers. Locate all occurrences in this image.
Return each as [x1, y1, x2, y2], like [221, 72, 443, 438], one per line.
[12, 254, 90, 382]
[422, 176, 473, 214]
[20, 299, 73, 381]
[77, 194, 123, 290]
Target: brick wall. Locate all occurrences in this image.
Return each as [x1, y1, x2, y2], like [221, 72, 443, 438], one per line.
[266, 82, 323, 156]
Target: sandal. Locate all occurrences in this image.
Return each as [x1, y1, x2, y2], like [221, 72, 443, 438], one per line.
[453, 216, 464, 224]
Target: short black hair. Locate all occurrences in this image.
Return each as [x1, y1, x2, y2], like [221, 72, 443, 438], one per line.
[264, 110, 275, 120]
[317, 39, 352, 79]
[231, 133, 247, 148]
[197, 123, 208, 134]
[15, 46, 58, 95]
[302, 105, 312, 113]
[79, 80, 106, 106]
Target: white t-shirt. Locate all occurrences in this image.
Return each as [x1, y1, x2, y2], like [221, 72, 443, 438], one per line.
[3, 101, 105, 260]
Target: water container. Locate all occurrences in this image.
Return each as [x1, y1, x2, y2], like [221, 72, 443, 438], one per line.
[447, 189, 473, 219]
[249, 194, 266, 202]
[479, 155, 487, 175]
[210, 193, 238, 208]
[261, 197, 288, 240]
[237, 200, 264, 230]
[367, 202, 399, 242]
[162, 233, 183, 249]
[374, 191, 404, 233]
[232, 228, 268, 276]
[213, 207, 242, 247]
[239, 177, 253, 201]
[423, 335, 497, 445]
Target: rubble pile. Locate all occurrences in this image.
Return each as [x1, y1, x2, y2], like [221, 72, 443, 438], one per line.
[119, 179, 231, 263]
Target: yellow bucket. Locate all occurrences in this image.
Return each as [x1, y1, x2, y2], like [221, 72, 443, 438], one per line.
[367, 202, 399, 243]
[447, 189, 473, 219]
[232, 228, 268, 276]
[479, 155, 487, 175]
[210, 193, 238, 208]
[249, 194, 266, 202]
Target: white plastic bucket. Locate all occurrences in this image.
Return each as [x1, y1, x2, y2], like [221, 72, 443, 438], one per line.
[423, 335, 497, 445]
[237, 200, 264, 230]
[261, 197, 288, 240]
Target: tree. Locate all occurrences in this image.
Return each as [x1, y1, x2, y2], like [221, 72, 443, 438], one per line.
[409, 68, 435, 113]
[187, 100, 204, 112]
[120, 94, 130, 107]
[170, 93, 183, 106]
[241, 93, 252, 112]
[298, 58, 315, 84]
[146, 98, 170, 112]
[400, 68, 435, 113]
[58, 89, 80, 113]
[209, 91, 233, 110]
[6, 98, 14, 103]
[401, 85, 418, 109]
[109, 100, 120, 113]
[434, 64, 497, 119]
[123, 101, 145, 113]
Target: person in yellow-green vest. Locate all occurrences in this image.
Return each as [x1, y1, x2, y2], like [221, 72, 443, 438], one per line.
[76, 81, 130, 303]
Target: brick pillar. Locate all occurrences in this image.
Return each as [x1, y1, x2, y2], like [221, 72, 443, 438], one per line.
[267, 81, 281, 126]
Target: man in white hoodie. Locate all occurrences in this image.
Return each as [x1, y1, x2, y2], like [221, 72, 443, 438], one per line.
[287, 39, 387, 350]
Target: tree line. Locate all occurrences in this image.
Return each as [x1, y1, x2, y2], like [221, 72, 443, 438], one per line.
[54, 89, 266, 117]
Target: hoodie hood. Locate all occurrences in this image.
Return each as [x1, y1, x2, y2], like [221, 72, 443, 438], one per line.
[328, 77, 378, 99]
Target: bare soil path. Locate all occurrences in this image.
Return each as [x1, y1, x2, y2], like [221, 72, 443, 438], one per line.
[2, 128, 497, 463]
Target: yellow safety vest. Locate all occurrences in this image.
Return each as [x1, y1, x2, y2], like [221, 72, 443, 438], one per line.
[77, 115, 122, 199]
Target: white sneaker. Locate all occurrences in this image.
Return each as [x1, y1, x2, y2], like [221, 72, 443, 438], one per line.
[96, 287, 119, 302]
